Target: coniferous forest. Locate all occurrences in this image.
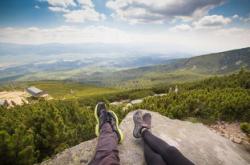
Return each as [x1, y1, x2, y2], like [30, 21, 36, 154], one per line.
[0, 70, 250, 165]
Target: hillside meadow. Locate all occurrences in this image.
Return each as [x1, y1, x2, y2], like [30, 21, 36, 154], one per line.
[0, 81, 119, 99]
[75, 47, 250, 89]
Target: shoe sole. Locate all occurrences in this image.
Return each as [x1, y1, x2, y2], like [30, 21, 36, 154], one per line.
[109, 111, 124, 144]
[133, 111, 142, 138]
[94, 104, 100, 137]
[94, 104, 124, 143]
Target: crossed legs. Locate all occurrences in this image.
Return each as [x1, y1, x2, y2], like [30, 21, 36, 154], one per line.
[133, 110, 194, 165]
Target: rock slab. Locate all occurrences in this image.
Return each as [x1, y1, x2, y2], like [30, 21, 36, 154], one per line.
[41, 110, 250, 165]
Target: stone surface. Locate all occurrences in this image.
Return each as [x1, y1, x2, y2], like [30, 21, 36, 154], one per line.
[233, 137, 242, 144]
[130, 99, 143, 105]
[153, 93, 167, 97]
[209, 121, 249, 145]
[41, 110, 250, 165]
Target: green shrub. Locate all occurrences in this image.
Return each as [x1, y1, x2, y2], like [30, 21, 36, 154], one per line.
[0, 100, 96, 164]
[240, 122, 250, 134]
[135, 88, 250, 122]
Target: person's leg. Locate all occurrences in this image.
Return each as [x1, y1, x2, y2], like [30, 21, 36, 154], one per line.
[143, 141, 166, 165]
[133, 111, 194, 165]
[134, 111, 166, 165]
[142, 129, 194, 165]
[89, 122, 120, 165]
[89, 102, 123, 165]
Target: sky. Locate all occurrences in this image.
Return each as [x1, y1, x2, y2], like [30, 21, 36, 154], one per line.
[0, 0, 250, 54]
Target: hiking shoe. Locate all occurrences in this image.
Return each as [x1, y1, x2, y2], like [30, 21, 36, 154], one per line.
[94, 102, 108, 137]
[133, 110, 144, 138]
[142, 113, 151, 130]
[133, 111, 152, 138]
[107, 111, 124, 144]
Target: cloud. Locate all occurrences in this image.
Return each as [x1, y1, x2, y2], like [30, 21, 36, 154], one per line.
[0, 26, 132, 44]
[232, 14, 250, 23]
[77, 0, 94, 8]
[44, 0, 104, 22]
[34, 5, 40, 9]
[232, 14, 239, 19]
[171, 15, 232, 32]
[193, 15, 231, 28]
[106, 0, 225, 24]
[46, 0, 76, 7]
[244, 17, 250, 23]
[48, 6, 70, 13]
[63, 8, 106, 22]
[170, 24, 192, 31]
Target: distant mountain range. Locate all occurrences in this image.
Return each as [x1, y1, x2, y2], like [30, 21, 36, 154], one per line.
[0, 42, 189, 83]
[0, 46, 249, 87]
[74, 47, 250, 88]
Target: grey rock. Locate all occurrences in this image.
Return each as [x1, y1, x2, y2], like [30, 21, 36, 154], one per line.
[41, 110, 250, 165]
[110, 101, 123, 106]
[233, 137, 242, 144]
[153, 93, 167, 97]
[130, 99, 143, 105]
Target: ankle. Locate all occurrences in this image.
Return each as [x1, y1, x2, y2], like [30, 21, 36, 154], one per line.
[141, 127, 149, 135]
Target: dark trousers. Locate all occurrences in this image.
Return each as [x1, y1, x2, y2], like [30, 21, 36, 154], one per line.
[142, 130, 194, 165]
[89, 124, 194, 165]
[89, 123, 120, 165]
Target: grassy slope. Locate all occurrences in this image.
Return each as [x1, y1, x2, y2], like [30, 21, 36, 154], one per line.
[117, 70, 210, 89]
[0, 81, 119, 99]
[183, 47, 250, 73]
[77, 47, 250, 89]
[14, 66, 122, 82]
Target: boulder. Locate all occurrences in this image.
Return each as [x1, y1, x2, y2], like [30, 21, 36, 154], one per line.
[41, 110, 250, 165]
[110, 101, 123, 106]
[131, 99, 143, 105]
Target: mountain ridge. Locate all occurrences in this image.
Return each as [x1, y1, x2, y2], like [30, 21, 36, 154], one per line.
[0, 47, 249, 88]
[76, 47, 250, 88]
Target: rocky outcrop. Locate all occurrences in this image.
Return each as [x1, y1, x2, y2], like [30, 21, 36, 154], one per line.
[41, 110, 250, 165]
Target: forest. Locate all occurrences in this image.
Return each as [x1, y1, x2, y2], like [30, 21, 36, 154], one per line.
[0, 69, 250, 165]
